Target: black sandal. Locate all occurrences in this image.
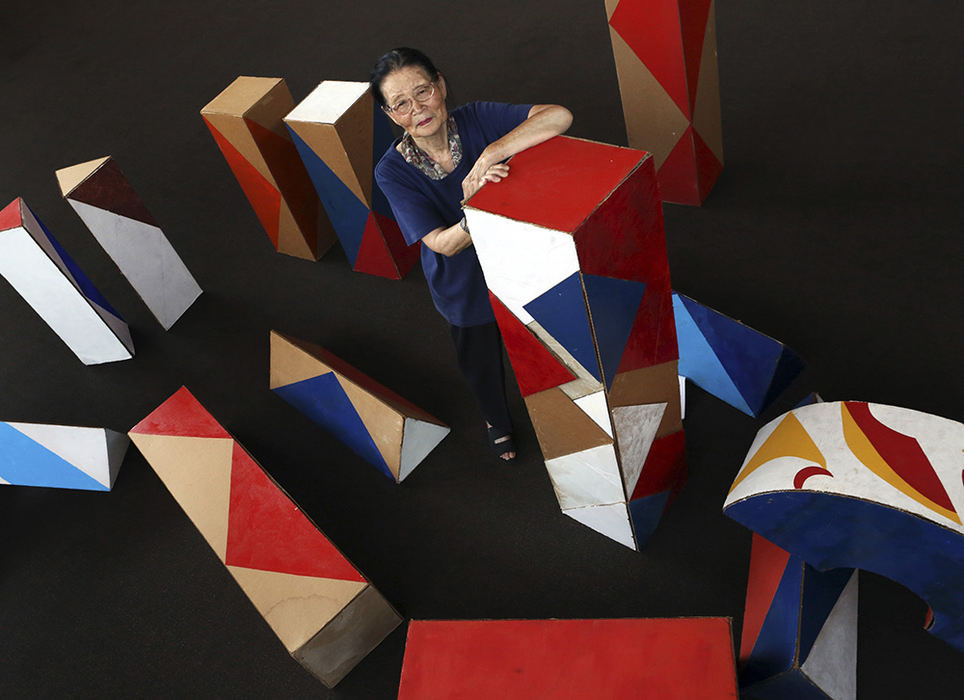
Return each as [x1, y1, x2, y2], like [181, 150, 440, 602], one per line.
[486, 425, 517, 462]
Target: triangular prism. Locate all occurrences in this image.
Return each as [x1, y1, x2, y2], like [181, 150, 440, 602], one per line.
[129, 386, 232, 439]
[0, 197, 22, 230]
[55, 156, 111, 198]
[65, 157, 158, 227]
[399, 417, 450, 481]
[0, 422, 108, 491]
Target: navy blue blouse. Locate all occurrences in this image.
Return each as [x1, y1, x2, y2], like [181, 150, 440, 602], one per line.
[375, 101, 532, 327]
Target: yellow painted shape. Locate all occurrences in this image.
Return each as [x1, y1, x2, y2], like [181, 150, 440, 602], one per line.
[729, 411, 825, 494]
[841, 403, 961, 525]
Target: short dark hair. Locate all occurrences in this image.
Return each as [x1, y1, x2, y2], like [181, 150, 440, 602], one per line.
[370, 47, 441, 108]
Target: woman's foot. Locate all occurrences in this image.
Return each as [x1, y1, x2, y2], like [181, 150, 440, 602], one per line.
[486, 422, 516, 461]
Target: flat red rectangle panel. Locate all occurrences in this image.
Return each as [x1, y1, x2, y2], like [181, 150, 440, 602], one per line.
[398, 618, 738, 699]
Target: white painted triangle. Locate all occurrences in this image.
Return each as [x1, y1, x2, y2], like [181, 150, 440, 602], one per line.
[801, 571, 858, 700]
[0, 475, 8, 485]
[55, 156, 111, 196]
[574, 391, 613, 437]
[679, 375, 687, 420]
[399, 418, 450, 481]
[8, 423, 114, 488]
[68, 200, 201, 330]
[545, 444, 624, 510]
[613, 403, 666, 495]
[563, 503, 636, 550]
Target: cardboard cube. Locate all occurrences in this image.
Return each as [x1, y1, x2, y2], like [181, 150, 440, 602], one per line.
[200, 76, 337, 261]
[740, 534, 857, 700]
[285, 81, 419, 279]
[724, 401, 964, 653]
[56, 156, 202, 330]
[0, 422, 129, 491]
[0, 197, 134, 365]
[605, 0, 723, 204]
[269, 331, 449, 483]
[128, 387, 401, 687]
[465, 136, 685, 550]
[398, 618, 739, 699]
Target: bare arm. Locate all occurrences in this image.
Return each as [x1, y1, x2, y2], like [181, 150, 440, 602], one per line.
[421, 220, 473, 257]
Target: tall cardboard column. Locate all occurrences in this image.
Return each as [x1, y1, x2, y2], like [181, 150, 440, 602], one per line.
[200, 77, 337, 261]
[285, 81, 420, 279]
[465, 136, 685, 551]
[604, 0, 724, 205]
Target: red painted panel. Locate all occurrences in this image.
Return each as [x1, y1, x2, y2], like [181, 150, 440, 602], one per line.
[223, 443, 366, 582]
[467, 136, 644, 234]
[740, 533, 793, 661]
[0, 197, 22, 231]
[398, 617, 739, 699]
[67, 158, 158, 227]
[694, 128, 724, 203]
[376, 212, 420, 278]
[616, 275, 678, 374]
[657, 125, 700, 205]
[352, 213, 401, 279]
[489, 291, 575, 397]
[203, 116, 281, 247]
[679, 0, 714, 110]
[129, 386, 231, 439]
[630, 429, 687, 501]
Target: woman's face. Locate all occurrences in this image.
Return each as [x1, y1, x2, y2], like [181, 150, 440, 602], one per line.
[380, 65, 448, 140]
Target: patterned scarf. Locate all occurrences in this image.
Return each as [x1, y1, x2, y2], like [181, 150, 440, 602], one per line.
[398, 115, 462, 180]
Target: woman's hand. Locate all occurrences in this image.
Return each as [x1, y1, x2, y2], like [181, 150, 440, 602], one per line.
[462, 157, 509, 202]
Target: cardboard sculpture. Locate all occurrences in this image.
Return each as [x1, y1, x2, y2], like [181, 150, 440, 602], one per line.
[604, 0, 723, 204]
[0, 422, 129, 491]
[724, 401, 964, 653]
[269, 331, 450, 482]
[0, 197, 134, 365]
[740, 533, 857, 700]
[128, 387, 401, 687]
[465, 135, 685, 550]
[200, 76, 337, 261]
[56, 156, 202, 330]
[673, 292, 804, 417]
[285, 81, 419, 279]
[398, 618, 739, 699]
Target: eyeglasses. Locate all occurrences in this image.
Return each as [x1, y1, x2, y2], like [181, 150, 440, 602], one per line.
[384, 83, 436, 116]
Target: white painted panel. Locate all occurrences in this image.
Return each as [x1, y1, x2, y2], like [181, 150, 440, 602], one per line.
[9, 423, 113, 488]
[801, 571, 858, 700]
[678, 375, 686, 420]
[613, 403, 666, 495]
[286, 80, 369, 124]
[563, 503, 636, 550]
[399, 418, 450, 482]
[465, 208, 579, 325]
[545, 443, 624, 510]
[574, 391, 612, 437]
[69, 200, 202, 329]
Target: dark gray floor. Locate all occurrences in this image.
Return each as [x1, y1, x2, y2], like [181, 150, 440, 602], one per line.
[1, 1, 961, 697]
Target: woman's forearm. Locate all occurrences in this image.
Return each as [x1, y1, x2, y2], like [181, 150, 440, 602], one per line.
[482, 104, 573, 165]
[421, 221, 473, 257]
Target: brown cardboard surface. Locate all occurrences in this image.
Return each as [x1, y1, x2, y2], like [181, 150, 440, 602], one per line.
[692, 0, 724, 164]
[335, 373, 405, 479]
[201, 111, 277, 187]
[243, 79, 295, 140]
[334, 90, 375, 207]
[200, 76, 282, 119]
[225, 565, 367, 653]
[277, 200, 319, 260]
[524, 386, 613, 461]
[128, 433, 234, 560]
[55, 156, 110, 197]
[295, 584, 402, 688]
[609, 27, 690, 168]
[604, 0, 619, 21]
[299, 120, 370, 208]
[269, 330, 333, 388]
[609, 360, 682, 437]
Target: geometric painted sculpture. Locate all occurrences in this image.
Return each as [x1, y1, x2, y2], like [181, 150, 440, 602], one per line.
[128, 387, 402, 688]
[724, 401, 964, 653]
[285, 81, 420, 279]
[466, 136, 685, 551]
[604, 0, 724, 205]
[0, 422, 129, 491]
[398, 618, 739, 699]
[269, 331, 450, 483]
[739, 533, 858, 700]
[200, 76, 337, 261]
[673, 292, 805, 417]
[0, 197, 134, 365]
[56, 156, 202, 330]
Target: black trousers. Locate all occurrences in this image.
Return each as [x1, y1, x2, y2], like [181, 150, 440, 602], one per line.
[449, 321, 512, 434]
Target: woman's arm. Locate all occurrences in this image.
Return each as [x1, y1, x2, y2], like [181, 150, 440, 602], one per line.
[420, 221, 472, 257]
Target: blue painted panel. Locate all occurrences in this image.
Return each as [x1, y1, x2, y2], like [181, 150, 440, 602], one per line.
[627, 489, 670, 547]
[798, 564, 854, 663]
[523, 272, 601, 381]
[742, 668, 827, 700]
[762, 345, 807, 411]
[288, 127, 369, 265]
[726, 490, 964, 653]
[672, 293, 752, 415]
[273, 372, 394, 480]
[582, 274, 646, 391]
[741, 557, 803, 685]
[0, 423, 107, 491]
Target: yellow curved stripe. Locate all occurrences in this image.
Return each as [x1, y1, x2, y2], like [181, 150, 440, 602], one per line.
[729, 412, 825, 494]
[841, 403, 961, 525]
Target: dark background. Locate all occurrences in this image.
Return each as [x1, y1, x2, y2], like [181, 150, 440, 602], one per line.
[1, 1, 961, 697]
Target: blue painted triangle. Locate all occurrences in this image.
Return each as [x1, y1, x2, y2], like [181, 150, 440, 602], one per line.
[583, 274, 647, 391]
[677, 293, 784, 416]
[288, 127, 370, 265]
[673, 294, 754, 415]
[0, 422, 107, 491]
[523, 272, 601, 381]
[762, 345, 806, 412]
[370, 111, 398, 219]
[628, 489, 671, 547]
[273, 372, 393, 480]
[798, 564, 855, 663]
[741, 557, 804, 685]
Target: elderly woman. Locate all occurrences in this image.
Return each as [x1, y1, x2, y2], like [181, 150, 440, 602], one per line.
[372, 47, 572, 462]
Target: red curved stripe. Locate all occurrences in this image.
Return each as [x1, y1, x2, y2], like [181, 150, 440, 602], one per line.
[794, 465, 833, 489]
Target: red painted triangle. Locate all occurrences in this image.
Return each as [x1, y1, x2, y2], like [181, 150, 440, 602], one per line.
[67, 158, 158, 227]
[489, 291, 575, 397]
[224, 442, 366, 582]
[203, 116, 281, 247]
[656, 126, 700, 205]
[740, 533, 793, 661]
[630, 429, 686, 501]
[353, 212, 401, 279]
[678, 0, 713, 110]
[617, 275, 678, 374]
[0, 198, 24, 231]
[129, 386, 232, 438]
[693, 128, 723, 203]
[610, 0, 691, 118]
[375, 212, 420, 278]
